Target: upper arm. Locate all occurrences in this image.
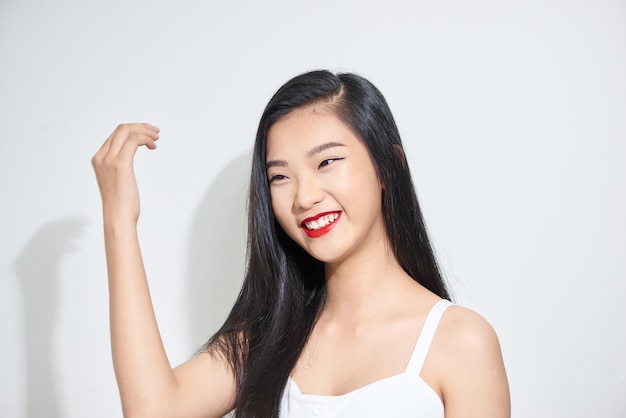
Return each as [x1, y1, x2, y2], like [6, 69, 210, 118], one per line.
[169, 350, 237, 418]
[425, 306, 510, 418]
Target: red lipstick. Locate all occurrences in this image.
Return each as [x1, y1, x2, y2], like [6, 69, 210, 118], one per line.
[300, 211, 341, 238]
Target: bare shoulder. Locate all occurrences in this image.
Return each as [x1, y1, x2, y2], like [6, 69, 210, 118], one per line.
[437, 305, 502, 356]
[423, 304, 511, 418]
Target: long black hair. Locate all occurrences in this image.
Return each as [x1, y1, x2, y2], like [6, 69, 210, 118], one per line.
[204, 70, 450, 417]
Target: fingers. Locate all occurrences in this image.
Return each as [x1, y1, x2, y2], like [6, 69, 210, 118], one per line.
[93, 123, 160, 168]
[92, 123, 161, 222]
[107, 123, 159, 160]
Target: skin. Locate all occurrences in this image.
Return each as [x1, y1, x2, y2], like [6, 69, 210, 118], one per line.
[267, 108, 510, 416]
[93, 116, 510, 417]
[92, 124, 235, 418]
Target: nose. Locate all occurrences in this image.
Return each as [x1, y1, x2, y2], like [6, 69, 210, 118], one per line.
[294, 175, 324, 210]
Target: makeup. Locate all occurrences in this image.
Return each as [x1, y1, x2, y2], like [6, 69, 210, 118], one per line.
[300, 211, 341, 238]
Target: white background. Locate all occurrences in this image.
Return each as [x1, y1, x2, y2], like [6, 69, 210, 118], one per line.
[1, 1, 625, 417]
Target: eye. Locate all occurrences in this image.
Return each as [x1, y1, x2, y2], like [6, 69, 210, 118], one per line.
[319, 158, 343, 169]
[268, 173, 288, 183]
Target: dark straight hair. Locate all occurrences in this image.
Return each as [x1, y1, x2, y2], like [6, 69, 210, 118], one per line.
[204, 70, 450, 417]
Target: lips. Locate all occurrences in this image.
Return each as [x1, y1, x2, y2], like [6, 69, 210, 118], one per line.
[300, 211, 341, 238]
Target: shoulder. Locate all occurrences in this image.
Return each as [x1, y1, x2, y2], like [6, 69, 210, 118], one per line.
[437, 304, 502, 357]
[423, 303, 511, 417]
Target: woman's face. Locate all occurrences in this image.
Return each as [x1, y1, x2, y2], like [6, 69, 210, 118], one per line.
[265, 106, 387, 265]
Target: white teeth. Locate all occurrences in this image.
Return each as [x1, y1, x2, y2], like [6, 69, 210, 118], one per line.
[305, 213, 339, 230]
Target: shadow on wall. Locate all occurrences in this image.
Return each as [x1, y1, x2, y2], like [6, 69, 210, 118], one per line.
[186, 153, 251, 350]
[14, 216, 88, 418]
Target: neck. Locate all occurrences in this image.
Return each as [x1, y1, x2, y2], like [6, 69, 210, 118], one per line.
[322, 245, 416, 321]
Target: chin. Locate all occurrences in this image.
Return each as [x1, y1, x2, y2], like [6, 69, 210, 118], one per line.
[304, 247, 348, 265]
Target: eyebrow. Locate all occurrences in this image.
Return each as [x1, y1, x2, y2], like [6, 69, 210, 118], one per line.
[266, 141, 346, 170]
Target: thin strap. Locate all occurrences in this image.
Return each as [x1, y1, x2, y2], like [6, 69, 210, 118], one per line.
[406, 299, 452, 374]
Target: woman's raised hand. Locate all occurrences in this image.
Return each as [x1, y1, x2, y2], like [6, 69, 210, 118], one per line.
[91, 123, 235, 417]
[92, 123, 160, 224]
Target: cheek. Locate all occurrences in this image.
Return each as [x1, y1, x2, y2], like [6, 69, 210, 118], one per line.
[347, 172, 384, 214]
[270, 189, 295, 232]
[269, 191, 283, 220]
[336, 165, 381, 202]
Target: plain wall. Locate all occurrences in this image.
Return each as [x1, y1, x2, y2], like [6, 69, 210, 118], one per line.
[1, 1, 624, 417]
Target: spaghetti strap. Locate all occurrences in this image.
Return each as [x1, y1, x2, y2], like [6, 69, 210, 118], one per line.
[406, 299, 453, 374]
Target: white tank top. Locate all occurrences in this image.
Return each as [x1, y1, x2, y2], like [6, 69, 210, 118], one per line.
[279, 299, 452, 417]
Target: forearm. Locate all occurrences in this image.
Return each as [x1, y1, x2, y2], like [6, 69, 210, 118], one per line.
[93, 124, 234, 417]
[104, 219, 178, 415]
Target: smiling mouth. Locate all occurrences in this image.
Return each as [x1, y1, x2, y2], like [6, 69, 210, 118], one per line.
[301, 212, 341, 238]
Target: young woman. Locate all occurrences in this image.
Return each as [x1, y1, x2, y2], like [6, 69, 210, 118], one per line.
[92, 70, 510, 417]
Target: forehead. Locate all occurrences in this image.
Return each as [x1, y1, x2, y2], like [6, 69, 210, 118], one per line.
[265, 107, 359, 159]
